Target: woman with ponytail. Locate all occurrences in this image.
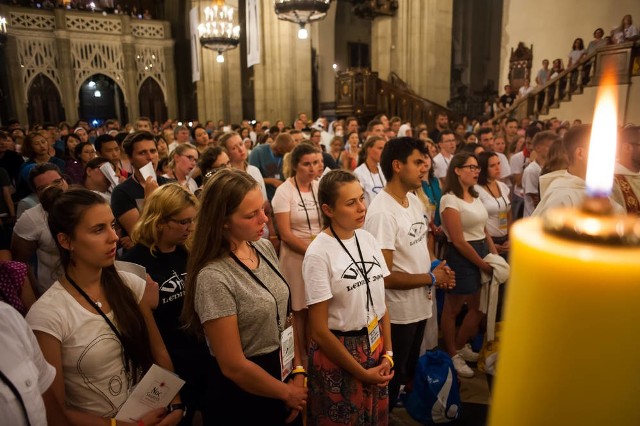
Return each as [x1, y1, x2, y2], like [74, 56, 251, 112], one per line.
[26, 187, 183, 425]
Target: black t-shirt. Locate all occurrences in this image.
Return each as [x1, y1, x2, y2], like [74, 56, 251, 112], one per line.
[110, 175, 171, 235]
[500, 93, 516, 108]
[322, 151, 338, 170]
[121, 244, 213, 396]
[0, 150, 24, 186]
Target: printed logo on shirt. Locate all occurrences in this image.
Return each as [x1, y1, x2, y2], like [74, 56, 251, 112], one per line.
[409, 221, 427, 246]
[159, 271, 186, 304]
[340, 255, 384, 292]
[297, 199, 318, 211]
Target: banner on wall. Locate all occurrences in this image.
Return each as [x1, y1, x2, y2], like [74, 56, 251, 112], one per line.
[189, 7, 201, 83]
[246, 0, 261, 67]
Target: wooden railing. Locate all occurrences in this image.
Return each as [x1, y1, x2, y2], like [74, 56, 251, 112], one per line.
[495, 40, 639, 122]
[335, 69, 457, 129]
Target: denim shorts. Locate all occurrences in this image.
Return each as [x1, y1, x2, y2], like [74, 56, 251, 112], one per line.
[445, 240, 488, 295]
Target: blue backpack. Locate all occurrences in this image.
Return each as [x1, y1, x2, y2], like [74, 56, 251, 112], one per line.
[402, 349, 462, 424]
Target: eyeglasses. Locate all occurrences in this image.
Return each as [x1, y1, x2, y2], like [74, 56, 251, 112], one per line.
[458, 165, 481, 171]
[180, 154, 198, 162]
[168, 217, 196, 226]
[35, 177, 65, 193]
[204, 163, 230, 180]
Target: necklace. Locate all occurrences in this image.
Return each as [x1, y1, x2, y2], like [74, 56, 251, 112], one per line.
[65, 275, 103, 308]
[385, 188, 409, 207]
[232, 242, 256, 263]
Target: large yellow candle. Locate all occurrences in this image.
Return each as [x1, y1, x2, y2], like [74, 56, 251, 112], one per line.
[490, 217, 640, 425]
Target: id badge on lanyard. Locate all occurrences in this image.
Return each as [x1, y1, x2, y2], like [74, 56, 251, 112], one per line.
[498, 210, 508, 231]
[367, 313, 381, 352]
[279, 323, 295, 381]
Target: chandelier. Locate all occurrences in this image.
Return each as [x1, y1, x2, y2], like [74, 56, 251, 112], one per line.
[274, 0, 332, 40]
[0, 16, 7, 46]
[198, 1, 240, 63]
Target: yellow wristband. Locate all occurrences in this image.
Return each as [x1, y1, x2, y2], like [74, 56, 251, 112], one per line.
[111, 418, 117, 426]
[291, 367, 307, 377]
[381, 354, 394, 368]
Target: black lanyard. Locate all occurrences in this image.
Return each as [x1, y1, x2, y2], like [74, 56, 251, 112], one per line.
[365, 163, 384, 193]
[65, 274, 124, 343]
[329, 226, 375, 314]
[293, 176, 321, 234]
[0, 369, 31, 426]
[484, 183, 508, 209]
[230, 244, 292, 332]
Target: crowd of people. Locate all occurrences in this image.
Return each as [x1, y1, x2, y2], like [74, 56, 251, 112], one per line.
[0, 100, 639, 425]
[485, 14, 639, 118]
[4, 0, 154, 20]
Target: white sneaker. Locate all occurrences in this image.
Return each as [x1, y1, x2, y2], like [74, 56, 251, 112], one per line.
[452, 354, 475, 378]
[457, 343, 480, 362]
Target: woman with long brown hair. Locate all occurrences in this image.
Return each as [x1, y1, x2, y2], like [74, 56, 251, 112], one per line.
[181, 169, 307, 425]
[26, 187, 183, 425]
[440, 153, 497, 379]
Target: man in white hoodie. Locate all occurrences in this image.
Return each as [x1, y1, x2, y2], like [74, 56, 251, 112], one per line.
[533, 125, 622, 217]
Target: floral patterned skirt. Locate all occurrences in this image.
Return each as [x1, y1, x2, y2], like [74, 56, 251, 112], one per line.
[307, 332, 388, 425]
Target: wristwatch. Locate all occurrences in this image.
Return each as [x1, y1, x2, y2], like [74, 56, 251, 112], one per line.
[167, 403, 187, 418]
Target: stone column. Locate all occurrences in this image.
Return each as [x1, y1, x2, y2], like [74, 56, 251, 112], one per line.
[371, 0, 453, 106]
[3, 35, 27, 125]
[52, 8, 77, 124]
[311, 4, 336, 117]
[252, 0, 312, 124]
[192, 0, 243, 123]
[197, 45, 243, 123]
[121, 15, 140, 122]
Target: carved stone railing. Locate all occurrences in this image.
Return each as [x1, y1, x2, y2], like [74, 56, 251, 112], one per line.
[0, 4, 175, 125]
[495, 41, 639, 122]
[335, 68, 457, 128]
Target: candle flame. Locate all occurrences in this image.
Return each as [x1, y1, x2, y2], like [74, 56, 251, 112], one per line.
[585, 71, 618, 197]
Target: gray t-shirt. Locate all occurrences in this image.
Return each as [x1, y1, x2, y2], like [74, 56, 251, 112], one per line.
[194, 238, 289, 358]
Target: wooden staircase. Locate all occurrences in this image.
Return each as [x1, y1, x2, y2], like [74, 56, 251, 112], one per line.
[495, 41, 640, 122]
[334, 69, 457, 129]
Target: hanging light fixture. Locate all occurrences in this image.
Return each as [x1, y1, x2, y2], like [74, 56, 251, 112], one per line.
[198, 1, 240, 63]
[274, 0, 332, 40]
[0, 16, 7, 47]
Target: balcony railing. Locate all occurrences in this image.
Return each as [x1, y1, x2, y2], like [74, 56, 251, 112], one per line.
[495, 41, 640, 122]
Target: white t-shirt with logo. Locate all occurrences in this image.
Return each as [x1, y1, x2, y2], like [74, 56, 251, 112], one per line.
[272, 179, 322, 239]
[26, 271, 146, 417]
[364, 190, 432, 324]
[303, 230, 389, 331]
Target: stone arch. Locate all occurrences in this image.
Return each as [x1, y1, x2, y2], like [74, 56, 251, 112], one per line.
[138, 77, 168, 123]
[78, 74, 127, 124]
[75, 71, 127, 106]
[27, 73, 65, 125]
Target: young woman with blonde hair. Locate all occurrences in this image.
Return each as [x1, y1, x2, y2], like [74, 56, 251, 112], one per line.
[163, 143, 199, 193]
[124, 183, 213, 423]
